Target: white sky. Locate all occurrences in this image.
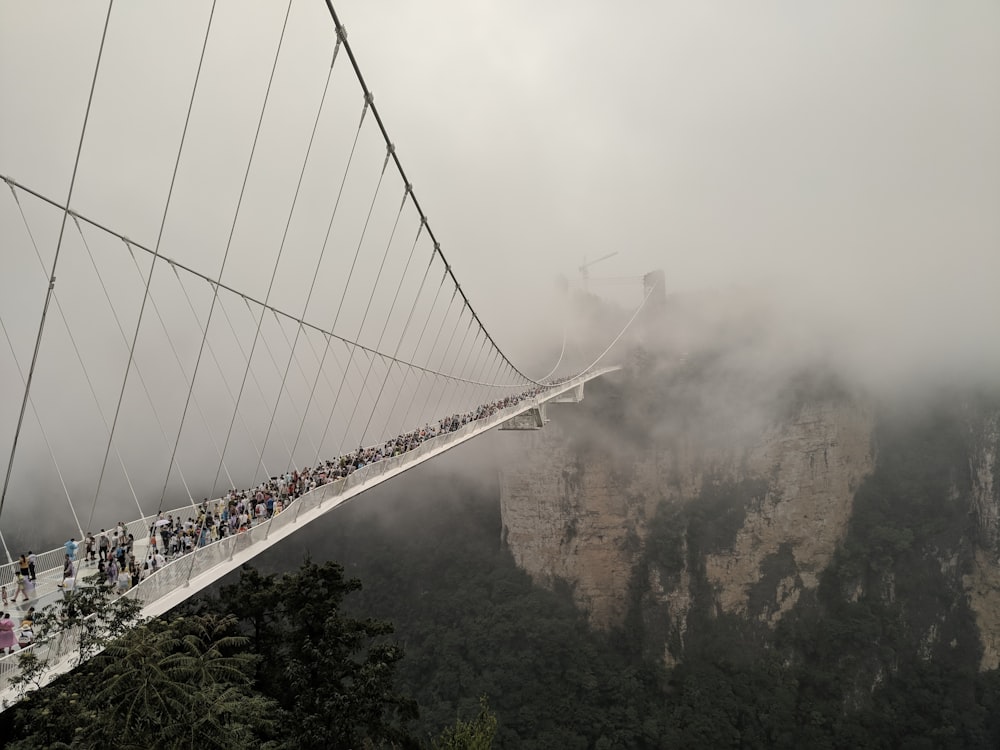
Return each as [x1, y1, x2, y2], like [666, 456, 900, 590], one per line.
[3, 1, 997, 363]
[0, 1, 998, 540]
[340, 0, 1000, 363]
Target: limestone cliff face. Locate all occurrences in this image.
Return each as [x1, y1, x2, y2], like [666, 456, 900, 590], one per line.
[498, 377, 876, 637]
[499, 358, 1000, 672]
[499, 418, 654, 630]
[700, 400, 875, 623]
[962, 407, 1000, 669]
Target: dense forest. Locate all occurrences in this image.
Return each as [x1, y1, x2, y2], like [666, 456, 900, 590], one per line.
[6, 389, 1000, 748]
[274, 407, 1000, 750]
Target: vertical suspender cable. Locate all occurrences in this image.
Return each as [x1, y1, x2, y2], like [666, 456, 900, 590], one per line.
[399, 288, 458, 430]
[9, 184, 147, 528]
[0, 0, 115, 550]
[455, 334, 490, 411]
[92, 1, 220, 530]
[316, 144, 393, 462]
[357, 220, 427, 446]
[428, 313, 475, 421]
[74, 222, 200, 505]
[336, 181, 409, 447]
[375, 259, 447, 438]
[244, 76, 358, 485]
[0, 315, 85, 541]
[264, 309, 319, 458]
[290, 91, 371, 465]
[157, 0, 293, 518]
[321, 0, 533, 385]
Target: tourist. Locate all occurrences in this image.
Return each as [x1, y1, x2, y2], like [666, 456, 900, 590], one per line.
[59, 554, 74, 588]
[13, 573, 29, 603]
[3, 382, 555, 599]
[0, 613, 15, 655]
[17, 615, 33, 649]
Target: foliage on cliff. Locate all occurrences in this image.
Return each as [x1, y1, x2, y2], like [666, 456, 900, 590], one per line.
[319, 469, 671, 748]
[8, 385, 1000, 747]
[623, 391, 1000, 748]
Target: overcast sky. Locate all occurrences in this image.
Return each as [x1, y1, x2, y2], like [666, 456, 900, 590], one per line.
[3, 1, 998, 362]
[1, 1, 998, 542]
[343, 0, 1000, 367]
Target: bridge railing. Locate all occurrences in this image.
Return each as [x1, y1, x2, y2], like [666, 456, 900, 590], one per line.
[3, 369, 609, 592]
[0, 369, 615, 700]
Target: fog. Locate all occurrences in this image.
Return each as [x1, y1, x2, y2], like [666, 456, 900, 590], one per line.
[335, 0, 1000, 380]
[1, 1, 997, 553]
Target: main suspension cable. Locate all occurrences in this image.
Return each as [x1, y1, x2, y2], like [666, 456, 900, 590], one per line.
[216, 24, 343, 496]
[73, 219, 200, 509]
[6, 181, 147, 531]
[162, 0, 293, 513]
[322, 0, 534, 385]
[0, 176, 524, 391]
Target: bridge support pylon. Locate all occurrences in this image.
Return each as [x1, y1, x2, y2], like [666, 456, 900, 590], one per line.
[549, 383, 584, 403]
[498, 403, 547, 430]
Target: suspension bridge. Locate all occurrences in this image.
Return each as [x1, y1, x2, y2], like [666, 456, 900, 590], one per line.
[0, 1, 649, 706]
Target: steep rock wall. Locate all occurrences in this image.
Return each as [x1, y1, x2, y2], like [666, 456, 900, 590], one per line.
[500, 366, 1000, 673]
[499, 385, 876, 633]
[962, 407, 1000, 668]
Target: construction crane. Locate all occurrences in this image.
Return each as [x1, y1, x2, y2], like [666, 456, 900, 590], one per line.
[579, 251, 618, 291]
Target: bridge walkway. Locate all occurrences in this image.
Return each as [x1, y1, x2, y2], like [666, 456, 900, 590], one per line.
[0, 367, 617, 706]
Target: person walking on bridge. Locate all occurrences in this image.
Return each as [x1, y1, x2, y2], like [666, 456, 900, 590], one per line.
[13, 573, 29, 603]
[59, 554, 74, 588]
[64, 537, 79, 562]
[0, 613, 15, 655]
[84, 532, 96, 564]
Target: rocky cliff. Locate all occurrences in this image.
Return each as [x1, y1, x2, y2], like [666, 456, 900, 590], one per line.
[499, 362, 875, 629]
[498, 391, 876, 636]
[499, 357, 1000, 670]
[963, 405, 1000, 668]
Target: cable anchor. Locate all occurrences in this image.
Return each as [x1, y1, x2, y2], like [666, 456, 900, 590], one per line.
[330, 37, 342, 69]
[359, 91, 373, 129]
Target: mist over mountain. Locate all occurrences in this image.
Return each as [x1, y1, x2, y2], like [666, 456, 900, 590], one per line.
[180, 286, 1000, 746]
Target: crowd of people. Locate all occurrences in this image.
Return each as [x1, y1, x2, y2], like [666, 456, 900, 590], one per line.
[57, 524, 141, 592]
[0, 383, 552, 655]
[139, 384, 549, 563]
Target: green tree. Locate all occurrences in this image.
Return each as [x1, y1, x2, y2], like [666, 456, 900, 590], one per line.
[33, 572, 144, 668]
[6, 571, 144, 711]
[215, 559, 417, 749]
[6, 613, 282, 750]
[93, 613, 281, 749]
[4, 669, 102, 749]
[431, 696, 498, 750]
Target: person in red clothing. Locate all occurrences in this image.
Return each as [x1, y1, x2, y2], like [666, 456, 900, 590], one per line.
[0, 612, 16, 655]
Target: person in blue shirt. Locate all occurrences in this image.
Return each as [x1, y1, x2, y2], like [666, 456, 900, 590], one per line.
[64, 537, 78, 561]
